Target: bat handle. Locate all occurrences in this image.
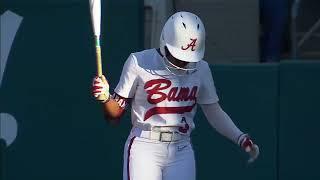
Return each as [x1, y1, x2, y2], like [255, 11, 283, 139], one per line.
[96, 46, 103, 77]
[95, 36, 103, 77]
[94, 36, 107, 101]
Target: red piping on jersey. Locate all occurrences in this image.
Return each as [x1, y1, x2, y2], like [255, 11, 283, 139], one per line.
[144, 103, 196, 121]
[127, 136, 136, 180]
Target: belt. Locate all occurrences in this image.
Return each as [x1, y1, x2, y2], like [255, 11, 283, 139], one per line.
[131, 127, 189, 142]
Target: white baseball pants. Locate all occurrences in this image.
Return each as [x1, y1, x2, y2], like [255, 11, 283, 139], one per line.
[122, 134, 196, 180]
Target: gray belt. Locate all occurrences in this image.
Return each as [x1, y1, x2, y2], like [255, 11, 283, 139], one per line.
[132, 126, 189, 142]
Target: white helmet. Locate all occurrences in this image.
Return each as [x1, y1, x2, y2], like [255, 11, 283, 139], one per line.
[160, 11, 206, 63]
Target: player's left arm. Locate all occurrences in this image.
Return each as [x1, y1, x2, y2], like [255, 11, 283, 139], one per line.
[200, 102, 260, 163]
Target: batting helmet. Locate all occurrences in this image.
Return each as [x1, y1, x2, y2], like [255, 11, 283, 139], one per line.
[160, 11, 206, 63]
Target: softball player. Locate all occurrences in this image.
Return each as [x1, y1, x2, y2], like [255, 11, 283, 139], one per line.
[92, 11, 259, 180]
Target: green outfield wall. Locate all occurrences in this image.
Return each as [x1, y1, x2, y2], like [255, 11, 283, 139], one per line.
[278, 62, 320, 180]
[195, 64, 279, 180]
[1, 1, 143, 180]
[1, 1, 320, 180]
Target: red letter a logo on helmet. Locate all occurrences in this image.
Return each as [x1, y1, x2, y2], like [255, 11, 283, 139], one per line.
[181, 38, 197, 51]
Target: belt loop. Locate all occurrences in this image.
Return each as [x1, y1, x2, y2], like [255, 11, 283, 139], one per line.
[171, 131, 175, 142]
[159, 132, 163, 142]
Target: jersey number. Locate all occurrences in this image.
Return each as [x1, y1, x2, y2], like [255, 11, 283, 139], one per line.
[178, 117, 190, 134]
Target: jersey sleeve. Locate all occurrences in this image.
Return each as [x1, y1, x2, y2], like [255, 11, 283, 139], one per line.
[197, 62, 219, 104]
[114, 54, 139, 98]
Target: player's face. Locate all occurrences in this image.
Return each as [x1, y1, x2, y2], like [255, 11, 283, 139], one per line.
[165, 47, 189, 68]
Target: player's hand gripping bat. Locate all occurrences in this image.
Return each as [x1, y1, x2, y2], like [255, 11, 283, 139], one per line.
[89, 0, 108, 101]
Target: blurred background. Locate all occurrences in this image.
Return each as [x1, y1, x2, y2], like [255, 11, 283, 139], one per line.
[1, 0, 319, 180]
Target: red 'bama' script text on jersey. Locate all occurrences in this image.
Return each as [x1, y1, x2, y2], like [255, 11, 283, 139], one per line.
[114, 49, 219, 133]
[144, 79, 197, 121]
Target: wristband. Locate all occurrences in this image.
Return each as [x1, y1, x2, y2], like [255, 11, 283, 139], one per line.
[101, 94, 111, 104]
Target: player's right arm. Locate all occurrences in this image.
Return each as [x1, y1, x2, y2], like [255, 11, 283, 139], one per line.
[102, 97, 125, 120]
[92, 54, 138, 123]
[92, 75, 125, 122]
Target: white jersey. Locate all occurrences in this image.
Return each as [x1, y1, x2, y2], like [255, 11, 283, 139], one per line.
[114, 49, 219, 134]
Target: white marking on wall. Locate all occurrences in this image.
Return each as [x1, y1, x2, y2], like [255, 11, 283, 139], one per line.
[0, 11, 23, 147]
[0, 113, 18, 146]
[1, 10, 23, 87]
